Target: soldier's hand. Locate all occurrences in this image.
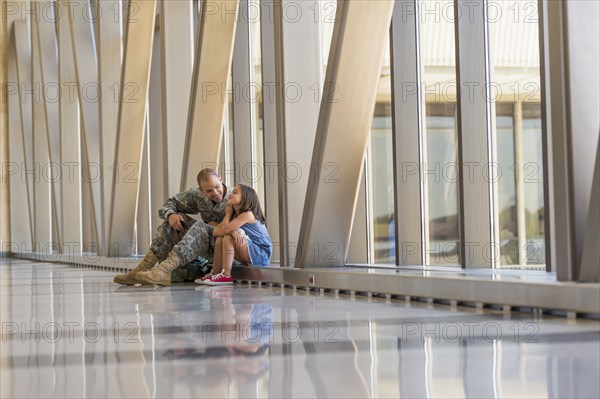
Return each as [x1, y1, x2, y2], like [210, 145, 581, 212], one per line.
[168, 214, 185, 231]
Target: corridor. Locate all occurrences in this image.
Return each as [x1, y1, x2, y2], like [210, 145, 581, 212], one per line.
[1, 260, 598, 398]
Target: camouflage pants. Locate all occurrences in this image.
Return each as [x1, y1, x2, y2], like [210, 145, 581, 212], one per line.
[149, 214, 215, 281]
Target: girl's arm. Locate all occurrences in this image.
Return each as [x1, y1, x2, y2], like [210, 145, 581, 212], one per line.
[214, 203, 234, 230]
[213, 211, 257, 237]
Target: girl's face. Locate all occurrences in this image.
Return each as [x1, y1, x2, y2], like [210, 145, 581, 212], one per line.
[227, 186, 243, 208]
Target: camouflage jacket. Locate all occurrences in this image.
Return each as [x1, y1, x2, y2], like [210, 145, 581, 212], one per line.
[158, 184, 232, 224]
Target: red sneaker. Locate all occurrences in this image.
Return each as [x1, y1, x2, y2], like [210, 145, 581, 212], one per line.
[194, 273, 213, 285]
[205, 273, 233, 286]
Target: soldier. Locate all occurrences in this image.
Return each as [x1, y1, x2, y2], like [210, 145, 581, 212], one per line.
[113, 168, 232, 286]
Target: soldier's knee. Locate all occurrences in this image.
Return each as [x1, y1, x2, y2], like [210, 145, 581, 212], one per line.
[156, 220, 167, 230]
[185, 221, 204, 235]
[157, 220, 174, 235]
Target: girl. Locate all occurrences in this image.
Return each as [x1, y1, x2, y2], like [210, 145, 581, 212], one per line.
[196, 184, 272, 285]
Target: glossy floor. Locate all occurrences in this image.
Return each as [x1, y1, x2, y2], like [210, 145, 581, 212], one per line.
[1, 260, 599, 398]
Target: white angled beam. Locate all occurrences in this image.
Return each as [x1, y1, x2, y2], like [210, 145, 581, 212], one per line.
[181, 0, 239, 189]
[97, 0, 123, 249]
[160, 0, 193, 195]
[232, 0, 255, 187]
[0, 0, 9, 252]
[12, 21, 34, 249]
[137, 122, 151, 254]
[31, 10, 50, 251]
[7, 30, 32, 251]
[454, 0, 499, 268]
[296, 1, 395, 267]
[565, 1, 599, 278]
[579, 140, 599, 282]
[148, 30, 164, 237]
[68, 0, 103, 248]
[260, 0, 280, 263]
[542, 0, 600, 281]
[277, 0, 324, 266]
[34, 1, 62, 249]
[107, 0, 157, 256]
[58, 0, 81, 249]
[391, 0, 427, 265]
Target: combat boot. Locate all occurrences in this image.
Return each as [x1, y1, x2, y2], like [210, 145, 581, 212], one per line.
[113, 251, 158, 285]
[136, 254, 182, 286]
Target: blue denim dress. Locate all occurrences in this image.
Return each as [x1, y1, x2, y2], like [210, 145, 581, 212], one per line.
[240, 221, 272, 266]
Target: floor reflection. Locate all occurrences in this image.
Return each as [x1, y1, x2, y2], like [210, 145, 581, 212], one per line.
[1, 261, 598, 398]
[142, 287, 273, 397]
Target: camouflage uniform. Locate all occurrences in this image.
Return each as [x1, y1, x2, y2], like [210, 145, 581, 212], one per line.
[148, 186, 231, 280]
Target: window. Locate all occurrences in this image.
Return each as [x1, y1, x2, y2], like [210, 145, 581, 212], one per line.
[488, 1, 545, 269]
[368, 43, 394, 264]
[421, 0, 460, 265]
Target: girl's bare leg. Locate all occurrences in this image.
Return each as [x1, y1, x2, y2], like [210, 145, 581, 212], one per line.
[233, 235, 251, 266]
[222, 235, 236, 277]
[222, 233, 251, 276]
[213, 236, 223, 274]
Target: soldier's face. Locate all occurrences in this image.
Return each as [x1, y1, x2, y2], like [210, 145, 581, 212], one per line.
[200, 175, 224, 202]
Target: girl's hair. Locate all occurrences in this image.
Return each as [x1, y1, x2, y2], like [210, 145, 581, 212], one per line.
[235, 184, 266, 223]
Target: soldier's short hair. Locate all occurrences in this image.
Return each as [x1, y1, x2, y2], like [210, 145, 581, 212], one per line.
[197, 168, 220, 185]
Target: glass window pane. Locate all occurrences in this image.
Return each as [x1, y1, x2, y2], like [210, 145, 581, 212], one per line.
[320, 0, 337, 75]
[421, 0, 460, 266]
[521, 103, 545, 266]
[369, 43, 394, 264]
[496, 104, 518, 264]
[224, 68, 235, 189]
[488, 1, 545, 269]
[249, 0, 265, 206]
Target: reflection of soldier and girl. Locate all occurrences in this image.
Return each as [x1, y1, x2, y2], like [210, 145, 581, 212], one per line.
[113, 168, 272, 286]
[146, 288, 273, 396]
